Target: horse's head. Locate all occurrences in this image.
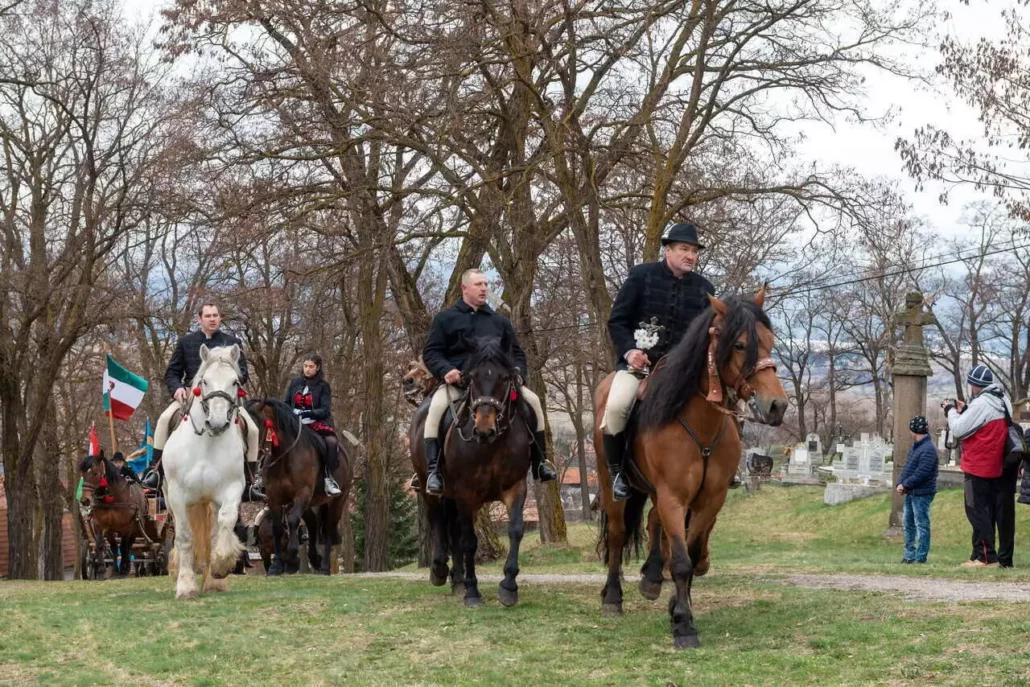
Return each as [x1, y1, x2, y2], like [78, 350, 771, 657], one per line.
[707, 287, 788, 426]
[78, 453, 114, 507]
[193, 344, 244, 435]
[463, 337, 518, 443]
[402, 358, 436, 406]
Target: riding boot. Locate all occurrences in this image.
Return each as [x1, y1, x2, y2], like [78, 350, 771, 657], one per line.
[602, 433, 632, 501]
[530, 431, 558, 482]
[140, 449, 164, 489]
[424, 438, 444, 495]
[323, 438, 342, 497]
[243, 464, 266, 502]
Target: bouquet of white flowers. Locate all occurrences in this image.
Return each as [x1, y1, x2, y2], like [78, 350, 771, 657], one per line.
[631, 317, 664, 377]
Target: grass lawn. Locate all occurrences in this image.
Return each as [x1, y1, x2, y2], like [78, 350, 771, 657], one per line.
[3, 485, 1030, 686]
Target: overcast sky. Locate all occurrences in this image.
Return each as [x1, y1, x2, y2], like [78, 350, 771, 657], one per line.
[121, 0, 1010, 241]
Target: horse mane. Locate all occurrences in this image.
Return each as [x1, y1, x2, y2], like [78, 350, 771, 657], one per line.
[638, 296, 772, 430]
[190, 346, 240, 387]
[246, 398, 321, 453]
[463, 336, 517, 374]
[78, 454, 121, 485]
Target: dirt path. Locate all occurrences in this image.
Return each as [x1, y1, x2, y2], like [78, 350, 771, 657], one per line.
[780, 573, 1030, 603]
[358, 571, 1030, 603]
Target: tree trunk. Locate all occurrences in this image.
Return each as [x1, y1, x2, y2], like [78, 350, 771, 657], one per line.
[575, 357, 592, 521]
[37, 413, 63, 580]
[474, 508, 504, 563]
[4, 448, 38, 579]
[359, 254, 391, 571]
[338, 499, 355, 574]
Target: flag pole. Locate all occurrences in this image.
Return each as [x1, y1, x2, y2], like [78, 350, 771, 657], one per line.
[103, 349, 118, 454]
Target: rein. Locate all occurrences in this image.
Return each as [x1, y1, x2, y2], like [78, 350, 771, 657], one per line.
[452, 375, 516, 443]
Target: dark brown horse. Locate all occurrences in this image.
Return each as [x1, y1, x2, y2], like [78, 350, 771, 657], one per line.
[78, 453, 159, 577]
[409, 337, 531, 607]
[247, 398, 352, 575]
[594, 290, 788, 648]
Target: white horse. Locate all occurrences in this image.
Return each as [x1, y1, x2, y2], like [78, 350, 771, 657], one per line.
[161, 344, 257, 599]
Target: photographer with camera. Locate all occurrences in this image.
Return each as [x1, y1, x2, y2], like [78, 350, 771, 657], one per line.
[943, 364, 1012, 568]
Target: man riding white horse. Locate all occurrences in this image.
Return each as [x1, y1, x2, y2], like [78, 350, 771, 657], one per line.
[141, 303, 264, 501]
[421, 268, 558, 495]
[602, 222, 717, 500]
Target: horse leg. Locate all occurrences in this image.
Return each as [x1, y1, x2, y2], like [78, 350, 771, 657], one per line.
[210, 494, 245, 580]
[168, 491, 198, 599]
[426, 497, 448, 586]
[267, 508, 285, 576]
[657, 489, 699, 649]
[639, 501, 664, 600]
[460, 509, 483, 608]
[303, 509, 322, 573]
[498, 482, 527, 607]
[97, 532, 112, 580]
[601, 499, 626, 616]
[447, 499, 465, 596]
[285, 497, 309, 574]
[122, 532, 136, 578]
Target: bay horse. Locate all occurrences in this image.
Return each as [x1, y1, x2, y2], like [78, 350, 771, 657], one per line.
[594, 290, 788, 648]
[246, 398, 352, 575]
[162, 344, 252, 598]
[409, 337, 531, 608]
[78, 452, 159, 577]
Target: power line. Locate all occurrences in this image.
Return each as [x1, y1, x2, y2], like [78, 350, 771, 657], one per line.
[515, 240, 1030, 336]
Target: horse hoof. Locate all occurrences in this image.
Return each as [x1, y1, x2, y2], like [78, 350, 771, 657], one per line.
[602, 603, 623, 618]
[498, 586, 519, 607]
[430, 568, 447, 586]
[267, 566, 284, 577]
[464, 596, 484, 608]
[451, 583, 466, 597]
[639, 578, 663, 601]
[176, 589, 198, 600]
[674, 634, 701, 649]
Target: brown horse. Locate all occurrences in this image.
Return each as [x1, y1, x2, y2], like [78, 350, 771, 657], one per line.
[409, 337, 531, 607]
[78, 453, 159, 578]
[247, 398, 352, 575]
[594, 290, 788, 648]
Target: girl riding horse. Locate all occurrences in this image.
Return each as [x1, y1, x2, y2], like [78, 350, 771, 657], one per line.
[284, 353, 342, 497]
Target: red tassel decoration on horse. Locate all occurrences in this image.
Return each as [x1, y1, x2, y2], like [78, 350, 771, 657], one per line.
[193, 386, 202, 397]
[510, 389, 518, 402]
[102, 495, 115, 504]
[237, 388, 247, 398]
[98, 477, 108, 488]
[264, 419, 273, 429]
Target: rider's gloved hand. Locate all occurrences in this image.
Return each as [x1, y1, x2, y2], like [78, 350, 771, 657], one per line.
[444, 369, 462, 386]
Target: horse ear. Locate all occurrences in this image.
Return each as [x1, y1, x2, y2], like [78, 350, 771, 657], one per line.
[708, 294, 728, 316]
[199, 344, 210, 362]
[229, 344, 241, 364]
[754, 283, 768, 308]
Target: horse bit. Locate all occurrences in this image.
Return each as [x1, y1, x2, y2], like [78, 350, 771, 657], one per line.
[451, 373, 517, 443]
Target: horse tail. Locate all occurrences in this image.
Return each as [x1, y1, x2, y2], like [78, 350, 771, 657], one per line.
[598, 490, 648, 565]
[187, 503, 214, 575]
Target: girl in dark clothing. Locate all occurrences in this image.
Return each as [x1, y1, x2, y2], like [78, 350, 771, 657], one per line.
[285, 354, 342, 497]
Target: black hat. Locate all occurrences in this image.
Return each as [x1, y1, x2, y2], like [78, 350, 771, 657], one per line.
[908, 416, 928, 435]
[661, 222, 705, 249]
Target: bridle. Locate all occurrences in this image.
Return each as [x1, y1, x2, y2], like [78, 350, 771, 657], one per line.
[453, 370, 517, 443]
[703, 324, 777, 419]
[186, 362, 246, 436]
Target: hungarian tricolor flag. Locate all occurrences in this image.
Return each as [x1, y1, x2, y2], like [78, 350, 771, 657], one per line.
[103, 354, 148, 420]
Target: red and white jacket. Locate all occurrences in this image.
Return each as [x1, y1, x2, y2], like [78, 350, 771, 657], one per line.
[946, 384, 1011, 479]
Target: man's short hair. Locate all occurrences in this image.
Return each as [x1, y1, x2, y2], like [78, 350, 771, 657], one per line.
[198, 302, 220, 317]
[461, 269, 486, 285]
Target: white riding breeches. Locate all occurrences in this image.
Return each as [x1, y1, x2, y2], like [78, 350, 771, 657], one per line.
[602, 370, 641, 436]
[424, 383, 546, 439]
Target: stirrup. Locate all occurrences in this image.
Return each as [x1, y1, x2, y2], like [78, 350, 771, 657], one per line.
[612, 473, 632, 501]
[533, 459, 558, 483]
[324, 477, 342, 497]
[425, 470, 444, 496]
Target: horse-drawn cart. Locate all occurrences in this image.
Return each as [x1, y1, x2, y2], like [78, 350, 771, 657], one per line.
[78, 448, 175, 580]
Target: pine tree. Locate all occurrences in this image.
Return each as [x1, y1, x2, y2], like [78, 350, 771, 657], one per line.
[351, 478, 419, 571]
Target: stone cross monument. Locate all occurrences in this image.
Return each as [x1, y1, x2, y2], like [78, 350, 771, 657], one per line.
[888, 291, 937, 529]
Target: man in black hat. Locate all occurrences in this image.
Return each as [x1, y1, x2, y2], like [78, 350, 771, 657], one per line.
[602, 222, 715, 500]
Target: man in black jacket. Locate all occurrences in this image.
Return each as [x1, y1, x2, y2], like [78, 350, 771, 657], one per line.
[421, 269, 558, 495]
[603, 223, 716, 500]
[141, 304, 263, 501]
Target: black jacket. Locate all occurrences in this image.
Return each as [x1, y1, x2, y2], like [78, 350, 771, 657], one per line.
[607, 261, 715, 366]
[285, 376, 334, 429]
[422, 300, 528, 380]
[164, 329, 249, 396]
